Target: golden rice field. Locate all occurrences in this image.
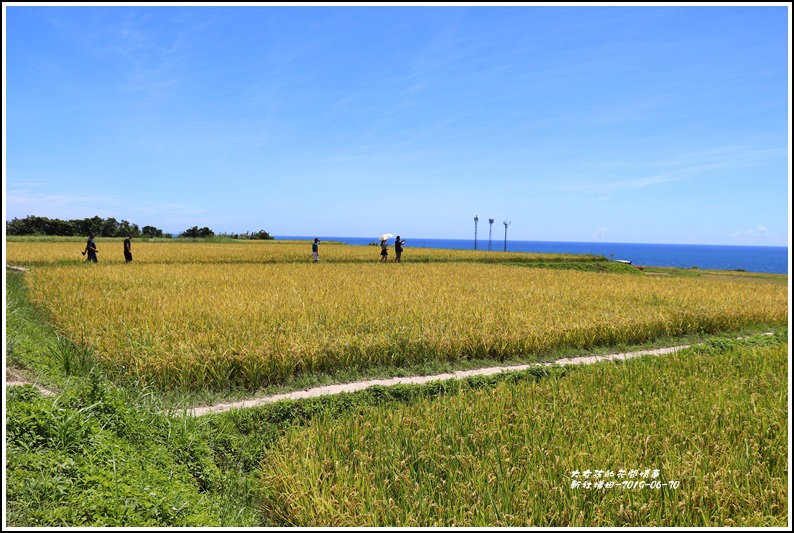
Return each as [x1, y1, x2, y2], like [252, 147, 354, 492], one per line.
[5, 239, 601, 265]
[259, 340, 788, 526]
[14, 240, 787, 391]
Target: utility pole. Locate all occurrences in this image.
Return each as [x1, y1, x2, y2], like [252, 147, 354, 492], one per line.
[488, 218, 494, 251]
[474, 215, 479, 250]
[503, 220, 511, 252]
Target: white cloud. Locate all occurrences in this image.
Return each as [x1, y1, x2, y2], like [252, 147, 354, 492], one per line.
[729, 224, 775, 243]
[6, 191, 118, 220]
[5, 187, 204, 232]
[563, 145, 784, 194]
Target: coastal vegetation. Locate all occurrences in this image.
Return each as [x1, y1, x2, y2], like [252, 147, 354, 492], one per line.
[5, 216, 272, 240]
[4, 239, 789, 526]
[5, 215, 167, 238]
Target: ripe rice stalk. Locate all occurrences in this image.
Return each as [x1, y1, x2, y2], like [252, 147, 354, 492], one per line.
[22, 258, 787, 391]
[259, 341, 787, 526]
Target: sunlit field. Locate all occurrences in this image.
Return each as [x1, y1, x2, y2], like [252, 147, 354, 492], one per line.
[5, 239, 789, 527]
[259, 340, 788, 526]
[16, 240, 787, 391]
[6, 238, 602, 265]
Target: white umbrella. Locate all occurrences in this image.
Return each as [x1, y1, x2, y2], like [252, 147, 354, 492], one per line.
[379, 233, 393, 242]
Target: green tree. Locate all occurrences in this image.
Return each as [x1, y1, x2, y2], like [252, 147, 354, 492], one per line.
[75, 216, 103, 237]
[117, 220, 141, 238]
[250, 230, 273, 240]
[179, 226, 214, 238]
[6, 215, 162, 238]
[141, 225, 164, 238]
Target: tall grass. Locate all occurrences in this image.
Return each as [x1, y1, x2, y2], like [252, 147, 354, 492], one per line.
[258, 339, 788, 526]
[24, 261, 787, 391]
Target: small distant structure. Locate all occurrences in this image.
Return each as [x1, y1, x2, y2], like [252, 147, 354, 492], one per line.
[503, 220, 511, 252]
[474, 215, 479, 250]
[488, 218, 494, 251]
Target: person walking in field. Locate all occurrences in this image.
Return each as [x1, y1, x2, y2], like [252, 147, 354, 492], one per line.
[82, 233, 98, 262]
[312, 238, 320, 263]
[124, 234, 133, 263]
[394, 236, 406, 262]
[380, 239, 389, 262]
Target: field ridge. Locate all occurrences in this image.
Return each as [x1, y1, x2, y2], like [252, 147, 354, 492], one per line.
[187, 343, 701, 416]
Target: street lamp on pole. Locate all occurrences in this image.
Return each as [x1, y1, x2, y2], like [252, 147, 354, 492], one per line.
[474, 215, 479, 250]
[503, 220, 511, 252]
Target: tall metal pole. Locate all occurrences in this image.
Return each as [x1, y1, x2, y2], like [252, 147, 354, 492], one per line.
[488, 218, 494, 251]
[503, 220, 511, 252]
[474, 215, 479, 250]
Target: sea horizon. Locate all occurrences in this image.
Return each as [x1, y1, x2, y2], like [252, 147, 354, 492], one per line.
[275, 235, 789, 275]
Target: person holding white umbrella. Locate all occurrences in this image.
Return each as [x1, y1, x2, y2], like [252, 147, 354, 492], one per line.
[378, 233, 393, 262]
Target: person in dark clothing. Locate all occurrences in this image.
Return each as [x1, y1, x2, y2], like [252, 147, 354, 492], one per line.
[82, 233, 98, 262]
[124, 234, 133, 263]
[312, 238, 320, 263]
[394, 236, 406, 262]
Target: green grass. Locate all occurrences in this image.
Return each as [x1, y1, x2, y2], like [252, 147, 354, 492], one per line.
[5, 378, 263, 526]
[510, 259, 642, 273]
[6, 268, 65, 390]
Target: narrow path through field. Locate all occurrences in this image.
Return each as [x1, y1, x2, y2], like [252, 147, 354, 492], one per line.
[4, 325, 775, 418]
[4, 345, 690, 409]
[5, 368, 57, 397]
[186, 344, 692, 416]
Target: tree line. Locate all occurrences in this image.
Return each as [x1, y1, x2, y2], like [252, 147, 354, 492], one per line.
[6, 215, 165, 238]
[6, 216, 273, 240]
[178, 226, 273, 240]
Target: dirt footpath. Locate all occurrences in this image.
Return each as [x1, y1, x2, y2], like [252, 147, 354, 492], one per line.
[4, 345, 690, 413]
[5, 368, 57, 396]
[186, 344, 690, 416]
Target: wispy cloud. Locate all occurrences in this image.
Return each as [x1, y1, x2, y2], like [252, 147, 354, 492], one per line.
[729, 224, 778, 244]
[129, 202, 206, 219]
[563, 145, 784, 193]
[6, 190, 119, 220]
[568, 173, 688, 192]
[6, 181, 204, 227]
[730, 225, 769, 238]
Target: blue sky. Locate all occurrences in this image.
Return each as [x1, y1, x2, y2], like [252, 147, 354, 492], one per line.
[3, 4, 791, 246]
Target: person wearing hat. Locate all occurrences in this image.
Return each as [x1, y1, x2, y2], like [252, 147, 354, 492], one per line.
[312, 238, 320, 263]
[82, 233, 98, 262]
[394, 236, 406, 262]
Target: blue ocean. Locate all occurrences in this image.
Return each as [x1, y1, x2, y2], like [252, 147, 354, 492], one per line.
[276, 236, 789, 275]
